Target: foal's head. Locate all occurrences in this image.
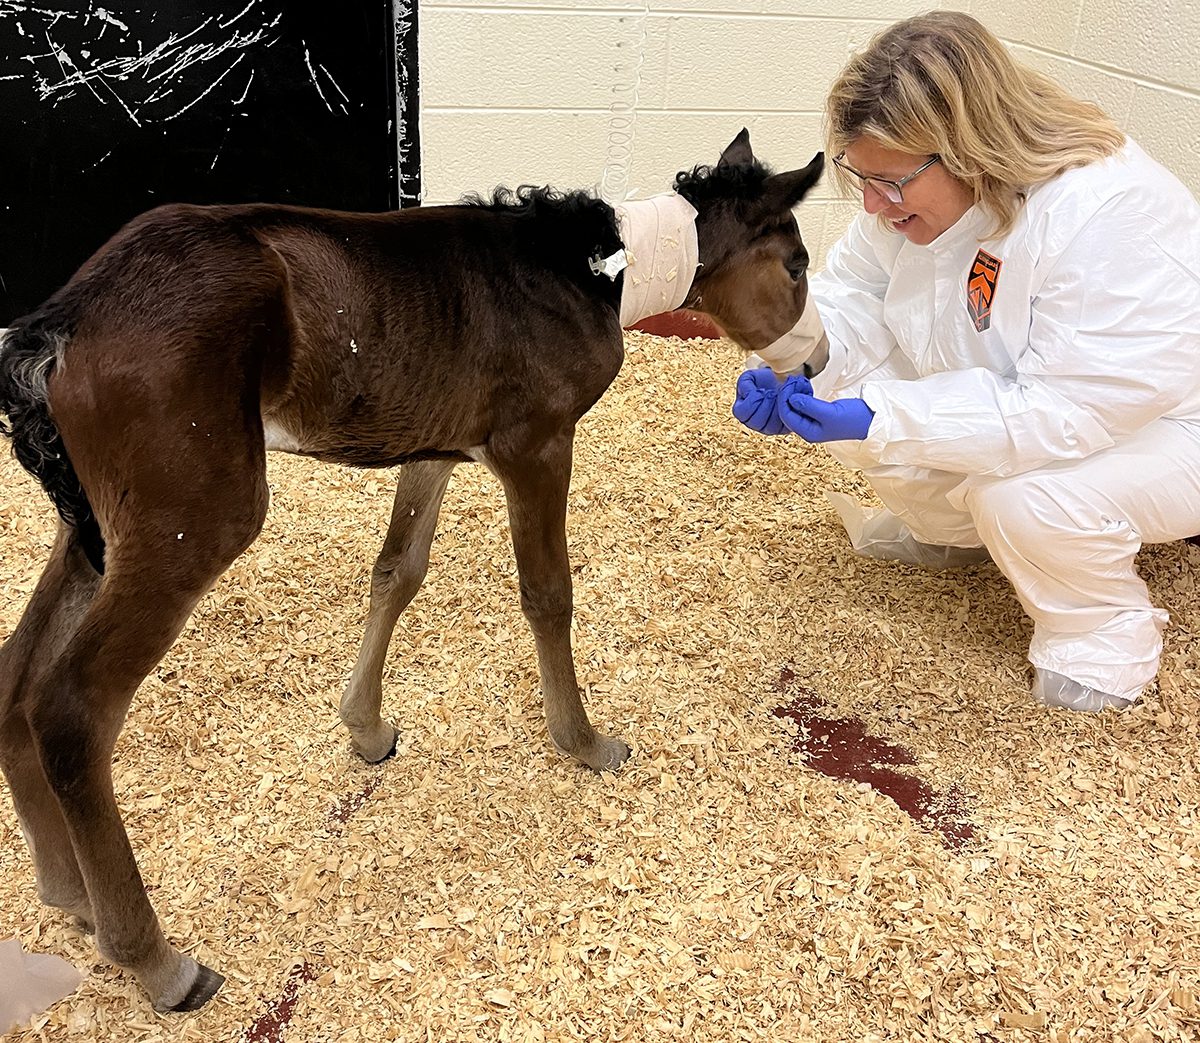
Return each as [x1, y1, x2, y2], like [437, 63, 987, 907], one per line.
[674, 129, 824, 353]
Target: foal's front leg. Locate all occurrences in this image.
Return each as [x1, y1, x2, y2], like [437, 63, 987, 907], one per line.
[489, 433, 631, 772]
[340, 460, 458, 762]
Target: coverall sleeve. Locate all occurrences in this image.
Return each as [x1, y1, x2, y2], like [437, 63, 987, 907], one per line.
[808, 213, 914, 399]
[857, 201, 1200, 476]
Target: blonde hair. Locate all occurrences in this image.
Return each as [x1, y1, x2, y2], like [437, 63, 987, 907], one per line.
[825, 10, 1125, 237]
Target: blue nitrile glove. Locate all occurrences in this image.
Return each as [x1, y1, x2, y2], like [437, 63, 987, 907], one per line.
[779, 379, 874, 442]
[733, 367, 784, 435]
[732, 369, 813, 436]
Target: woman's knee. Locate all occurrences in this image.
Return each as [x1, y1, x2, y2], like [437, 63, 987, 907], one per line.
[965, 474, 1078, 554]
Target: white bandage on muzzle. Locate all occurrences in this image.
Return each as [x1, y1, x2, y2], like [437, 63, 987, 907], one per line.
[751, 297, 830, 378]
[611, 194, 700, 328]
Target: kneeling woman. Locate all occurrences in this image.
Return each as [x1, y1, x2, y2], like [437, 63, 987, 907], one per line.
[736, 11, 1200, 711]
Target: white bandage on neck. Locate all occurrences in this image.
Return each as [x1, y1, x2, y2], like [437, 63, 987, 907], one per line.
[611, 194, 700, 327]
[752, 296, 830, 377]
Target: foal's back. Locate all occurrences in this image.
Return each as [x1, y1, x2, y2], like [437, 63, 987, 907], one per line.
[45, 199, 627, 469]
[244, 202, 627, 466]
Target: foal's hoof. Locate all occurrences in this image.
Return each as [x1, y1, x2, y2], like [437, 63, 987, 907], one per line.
[351, 723, 399, 764]
[168, 963, 226, 1012]
[575, 734, 632, 773]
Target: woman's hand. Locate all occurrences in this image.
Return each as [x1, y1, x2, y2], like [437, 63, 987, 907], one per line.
[779, 377, 874, 442]
[732, 368, 807, 435]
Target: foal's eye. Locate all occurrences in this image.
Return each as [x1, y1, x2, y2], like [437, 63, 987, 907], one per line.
[786, 251, 809, 281]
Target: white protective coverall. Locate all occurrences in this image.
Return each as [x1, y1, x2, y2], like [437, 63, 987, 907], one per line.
[807, 139, 1200, 703]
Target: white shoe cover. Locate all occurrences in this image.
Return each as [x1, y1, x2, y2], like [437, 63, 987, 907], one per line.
[1031, 668, 1135, 712]
[826, 491, 990, 569]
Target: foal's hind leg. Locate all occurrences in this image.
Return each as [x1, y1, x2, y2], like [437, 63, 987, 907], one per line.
[0, 529, 99, 926]
[341, 459, 458, 762]
[23, 476, 268, 1011]
[487, 433, 630, 771]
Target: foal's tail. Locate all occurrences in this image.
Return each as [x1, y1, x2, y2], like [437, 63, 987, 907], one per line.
[0, 319, 105, 573]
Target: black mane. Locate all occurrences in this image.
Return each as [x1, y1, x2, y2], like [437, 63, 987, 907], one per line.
[672, 158, 773, 207]
[460, 184, 622, 284]
[461, 183, 603, 218]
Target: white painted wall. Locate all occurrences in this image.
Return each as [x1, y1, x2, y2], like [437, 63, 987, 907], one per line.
[419, 1, 1200, 266]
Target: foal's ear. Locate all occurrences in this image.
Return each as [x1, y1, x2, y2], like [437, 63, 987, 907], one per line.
[717, 127, 755, 169]
[762, 152, 825, 211]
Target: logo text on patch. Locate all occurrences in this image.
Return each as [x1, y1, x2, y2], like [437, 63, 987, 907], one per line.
[967, 249, 1002, 332]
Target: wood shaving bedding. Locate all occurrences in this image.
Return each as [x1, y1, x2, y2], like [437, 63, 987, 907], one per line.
[1, 330, 1198, 1042]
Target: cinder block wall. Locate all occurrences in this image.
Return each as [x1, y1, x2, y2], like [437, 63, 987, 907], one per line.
[420, 1, 1200, 267]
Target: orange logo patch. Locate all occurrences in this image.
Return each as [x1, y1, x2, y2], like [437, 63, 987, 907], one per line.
[967, 249, 1002, 332]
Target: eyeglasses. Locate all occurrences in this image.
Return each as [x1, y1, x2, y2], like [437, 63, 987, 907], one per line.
[831, 152, 941, 204]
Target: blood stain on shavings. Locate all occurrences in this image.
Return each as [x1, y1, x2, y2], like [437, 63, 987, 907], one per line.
[772, 669, 977, 849]
[240, 961, 318, 1043]
[328, 774, 384, 826]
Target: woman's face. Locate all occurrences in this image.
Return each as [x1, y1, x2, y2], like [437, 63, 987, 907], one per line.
[841, 138, 975, 245]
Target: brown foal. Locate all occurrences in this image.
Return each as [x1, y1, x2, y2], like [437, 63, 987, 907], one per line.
[0, 129, 823, 1010]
